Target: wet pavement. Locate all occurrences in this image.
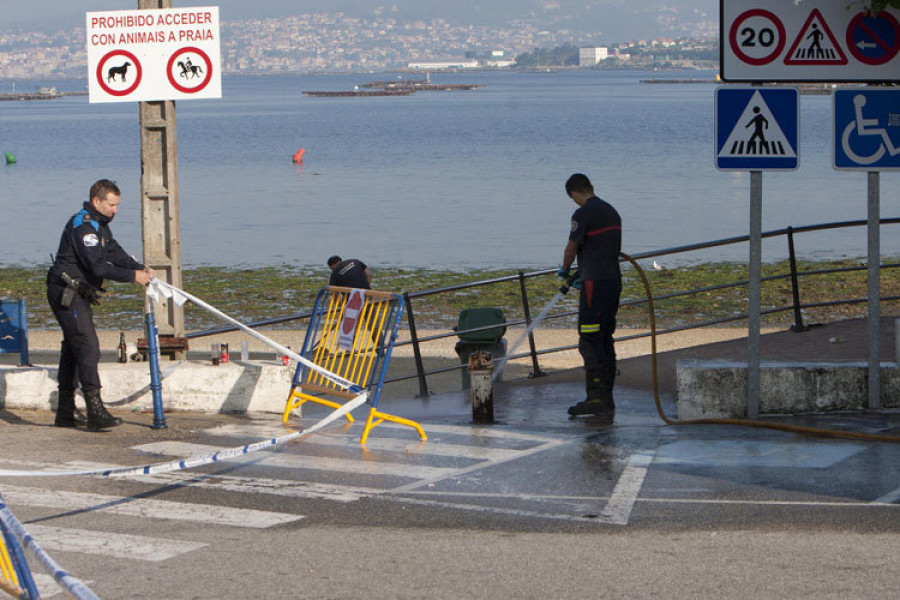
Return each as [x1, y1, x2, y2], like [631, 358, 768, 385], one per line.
[3, 319, 900, 598]
[3, 369, 899, 533]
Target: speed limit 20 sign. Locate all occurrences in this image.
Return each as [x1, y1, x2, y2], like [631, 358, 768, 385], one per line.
[87, 6, 221, 103]
[722, 0, 900, 82]
[729, 9, 785, 66]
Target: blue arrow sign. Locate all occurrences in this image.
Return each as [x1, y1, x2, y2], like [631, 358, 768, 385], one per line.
[834, 88, 900, 170]
[716, 87, 799, 170]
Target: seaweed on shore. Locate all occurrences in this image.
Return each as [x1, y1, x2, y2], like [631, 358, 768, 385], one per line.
[1, 260, 898, 332]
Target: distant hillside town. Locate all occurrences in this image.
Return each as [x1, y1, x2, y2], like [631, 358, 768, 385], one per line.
[0, 11, 718, 78]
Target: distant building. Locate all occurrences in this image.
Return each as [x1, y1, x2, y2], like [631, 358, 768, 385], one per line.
[579, 46, 608, 66]
[407, 59, 480, 70]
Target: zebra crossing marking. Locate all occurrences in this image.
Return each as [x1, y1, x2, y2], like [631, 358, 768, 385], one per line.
[0, 485, 302, 529]
[25, 525, 206, 562]
[132, 441, 458, 480]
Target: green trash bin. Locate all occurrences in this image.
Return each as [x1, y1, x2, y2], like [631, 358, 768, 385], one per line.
[454, 307, 506, 389]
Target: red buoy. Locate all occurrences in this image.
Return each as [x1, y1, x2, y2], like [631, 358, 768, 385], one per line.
[292, 148, 306, 163]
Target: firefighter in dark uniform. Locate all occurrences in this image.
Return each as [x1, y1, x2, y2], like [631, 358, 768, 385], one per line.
[47, 179, 152, 430]
[327, 255, 372, 289]
[557, 173, 622, 417]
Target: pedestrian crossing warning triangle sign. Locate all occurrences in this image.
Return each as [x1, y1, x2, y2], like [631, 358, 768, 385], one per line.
[718, 90, 796, 160]
[784, 9, 848, 65]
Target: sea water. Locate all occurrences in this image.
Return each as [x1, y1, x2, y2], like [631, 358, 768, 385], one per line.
[1, 70, 897, 269]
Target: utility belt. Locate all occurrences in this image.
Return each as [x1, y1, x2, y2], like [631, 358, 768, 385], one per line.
[53, 272, 105, 308]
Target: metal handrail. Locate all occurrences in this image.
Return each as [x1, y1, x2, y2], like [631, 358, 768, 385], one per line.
[184, 218, 900, 398]
[394, 218, 900, 395]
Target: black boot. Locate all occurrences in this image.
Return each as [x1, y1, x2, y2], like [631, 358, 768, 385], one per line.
[54, 389, 83, 427]
[568, 369, 615, 416]
[600, 362, 617, 409]
[84, 388, 122, 431]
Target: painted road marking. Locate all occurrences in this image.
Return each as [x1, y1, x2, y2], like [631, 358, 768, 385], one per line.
[385, 496, 609, 524]
[874, 485, 900, 504]
[402, 422, 562, 441]
[600, 452, 653, 525]
[108, 467, 379, 502]
[33, 574, 93, 599]
[388, 437, 571, 493]
[207, 423, 533, 461]
[389, 451, 651, 526]
[655, 439, 867, 469]
[0, 484, 302, 528]
[25, 525, 206, 561]
[133, 441, 458, 480]
[0, 459, 379, 503]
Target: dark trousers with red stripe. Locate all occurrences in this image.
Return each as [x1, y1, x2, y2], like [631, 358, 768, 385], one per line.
[577, 278, 622, 374]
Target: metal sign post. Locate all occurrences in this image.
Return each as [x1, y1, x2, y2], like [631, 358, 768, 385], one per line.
[748, 171, 762, 417]
[868, 172, 881, 410]
[832, 88, 899, 410]
[716, 86, 799, 417]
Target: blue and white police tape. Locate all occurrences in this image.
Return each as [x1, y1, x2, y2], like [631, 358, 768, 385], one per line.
[146, 278, 360, 393]
[0, 498, 99, 600]
[0, 393, 367, 478]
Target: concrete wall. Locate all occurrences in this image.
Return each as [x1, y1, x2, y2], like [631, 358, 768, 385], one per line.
[0, 360, 296, 415]
[677, 359, 900, 419]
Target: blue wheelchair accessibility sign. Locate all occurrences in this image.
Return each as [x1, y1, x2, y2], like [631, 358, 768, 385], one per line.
[716, 87, 799, 170]
[833, 89, 900, 170]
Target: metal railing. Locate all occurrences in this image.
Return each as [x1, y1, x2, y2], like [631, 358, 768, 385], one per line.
[394, 217, 900, 396]
[187, 218, 900, 397]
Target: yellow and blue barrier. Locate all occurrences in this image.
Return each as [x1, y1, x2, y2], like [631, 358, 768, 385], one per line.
[1, 491, 100, 599]
[283, 286, 426, 444]
[0, 502, 34, 600]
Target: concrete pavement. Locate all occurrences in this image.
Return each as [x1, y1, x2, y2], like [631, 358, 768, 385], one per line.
[2, 318, 900, 598]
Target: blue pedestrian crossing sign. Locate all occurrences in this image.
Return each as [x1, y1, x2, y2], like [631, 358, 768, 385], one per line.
[833, 88, 900, 171]
[715, 87, 799, 170]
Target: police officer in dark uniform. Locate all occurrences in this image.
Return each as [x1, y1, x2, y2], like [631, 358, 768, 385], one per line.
[47, 179, 152, 430]
[327, 255, 372, 289]
[557, 173, 622, 417]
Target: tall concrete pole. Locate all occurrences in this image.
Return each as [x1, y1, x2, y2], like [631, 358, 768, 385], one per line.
[138, 0, 184, 347]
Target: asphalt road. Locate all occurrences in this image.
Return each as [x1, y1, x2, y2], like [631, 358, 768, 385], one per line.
[2, 372, 899, 599]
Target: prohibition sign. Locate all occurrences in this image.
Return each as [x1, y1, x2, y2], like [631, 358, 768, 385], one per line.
[166, 47, 213, 94]
[730, 9, 786, 66]
[342, 292, 363, 336]
[96, 49, 142, 97]
[846, 10, 900, 65]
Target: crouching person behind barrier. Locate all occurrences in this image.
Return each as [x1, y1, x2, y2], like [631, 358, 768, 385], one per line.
[46, 179, 153, 430]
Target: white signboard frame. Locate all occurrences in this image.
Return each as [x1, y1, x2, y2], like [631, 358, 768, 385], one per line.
[721, 0, 900, 82]
[87, 6, 221, 103]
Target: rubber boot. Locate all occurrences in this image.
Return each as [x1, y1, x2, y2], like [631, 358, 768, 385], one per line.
[54, 389, 83, 427]
[599, 362, 617, 410]
[84, 388, 122, 431]
[567, 369, 615, 416]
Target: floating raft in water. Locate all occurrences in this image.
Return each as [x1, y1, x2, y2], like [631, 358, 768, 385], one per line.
[302, 89, 415, 97]
[361, 81, 485, 91]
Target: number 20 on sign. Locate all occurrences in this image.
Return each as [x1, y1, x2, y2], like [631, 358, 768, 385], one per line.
[730, 9, 786, 66]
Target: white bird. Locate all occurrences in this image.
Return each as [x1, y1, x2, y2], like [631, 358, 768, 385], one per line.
[652, 260, 666, 271]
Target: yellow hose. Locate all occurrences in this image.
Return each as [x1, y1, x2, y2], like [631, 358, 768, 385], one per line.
[621, 251, 900, 443]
